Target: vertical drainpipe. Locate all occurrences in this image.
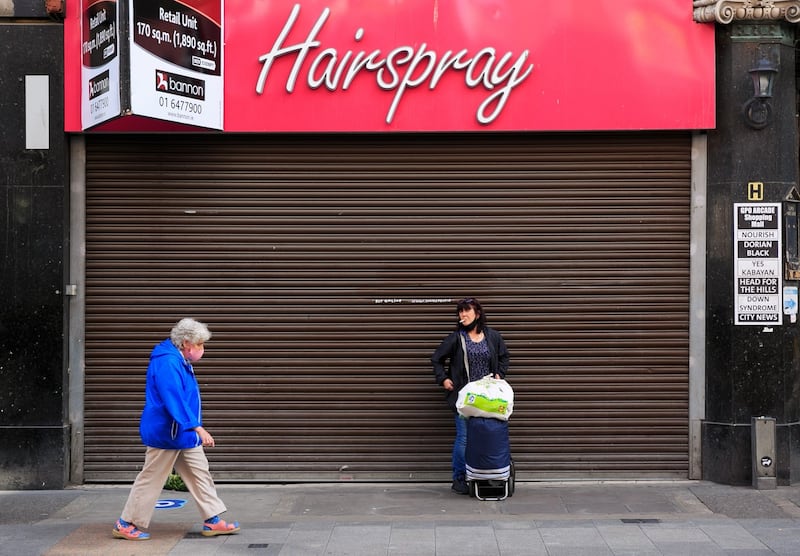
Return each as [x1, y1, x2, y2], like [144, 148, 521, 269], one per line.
[690, 132, 708, 480]
[68, 136, 86, 484]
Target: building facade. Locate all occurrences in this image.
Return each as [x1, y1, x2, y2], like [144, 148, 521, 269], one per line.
[0, 0, 797, 488]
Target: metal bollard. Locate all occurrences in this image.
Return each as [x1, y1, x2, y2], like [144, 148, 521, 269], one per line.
[752, 416, 777, 490]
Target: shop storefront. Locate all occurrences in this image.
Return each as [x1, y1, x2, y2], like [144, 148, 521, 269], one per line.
[63, 1, 715, 482]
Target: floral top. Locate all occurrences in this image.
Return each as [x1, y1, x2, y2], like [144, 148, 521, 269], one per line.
[463, 331, 491, 381]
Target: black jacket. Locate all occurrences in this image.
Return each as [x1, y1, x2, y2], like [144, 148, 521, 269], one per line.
[431, 326, 510, 412]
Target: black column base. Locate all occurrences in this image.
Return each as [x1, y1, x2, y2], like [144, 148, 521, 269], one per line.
[703, 421, 800, 486]
[0, 426, 69, 489]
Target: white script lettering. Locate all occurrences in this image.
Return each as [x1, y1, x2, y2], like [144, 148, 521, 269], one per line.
[255, 4, 534, 125]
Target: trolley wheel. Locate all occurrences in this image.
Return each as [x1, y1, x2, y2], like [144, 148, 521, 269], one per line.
[508, 460, 515, 497]
[469, 480, 477, 498]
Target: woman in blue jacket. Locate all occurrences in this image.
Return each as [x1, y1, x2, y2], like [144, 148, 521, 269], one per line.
[112, 318, 240, 541]
[431, 298, 510, 495]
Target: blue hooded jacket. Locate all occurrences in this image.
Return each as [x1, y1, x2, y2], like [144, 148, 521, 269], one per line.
[139, 338, 203, 449]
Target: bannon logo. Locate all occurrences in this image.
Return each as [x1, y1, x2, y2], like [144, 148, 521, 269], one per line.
[88, 70, 111, 100]
[155, 70, 205, 100]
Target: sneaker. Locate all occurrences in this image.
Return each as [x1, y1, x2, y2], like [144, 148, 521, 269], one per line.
[202, 515, 241, 537]
[451, 477, 469, 495]
[112, 518, 150, 541]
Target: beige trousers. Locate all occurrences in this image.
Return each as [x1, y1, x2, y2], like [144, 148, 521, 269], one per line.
[120, 446, 227, 529]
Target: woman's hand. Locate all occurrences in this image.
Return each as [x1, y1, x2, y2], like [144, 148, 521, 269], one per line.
[443, 378, 454, 391]
[195, 426, 215, 448]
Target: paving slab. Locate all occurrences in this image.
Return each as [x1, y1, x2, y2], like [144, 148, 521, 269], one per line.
[3, 481, 800, 555]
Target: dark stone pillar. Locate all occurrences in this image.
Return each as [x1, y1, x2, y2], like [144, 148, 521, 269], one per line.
[0, 21, 69, 489]
[704, 22, 800, 485]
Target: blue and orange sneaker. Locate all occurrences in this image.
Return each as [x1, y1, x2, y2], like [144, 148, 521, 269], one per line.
[112, 518, 150, 541]
[202, 514, 240, 537]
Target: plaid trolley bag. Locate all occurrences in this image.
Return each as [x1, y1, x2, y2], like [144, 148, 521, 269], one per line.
[465, 416, 515, 500]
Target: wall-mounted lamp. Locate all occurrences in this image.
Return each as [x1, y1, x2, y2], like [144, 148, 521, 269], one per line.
[743, 54, 778, 130]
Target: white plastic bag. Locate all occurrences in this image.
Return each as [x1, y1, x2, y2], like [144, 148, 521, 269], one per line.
[456, 376, 514, 421]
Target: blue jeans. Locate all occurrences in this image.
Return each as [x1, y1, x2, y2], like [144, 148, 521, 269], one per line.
[452, 414, 467, 480]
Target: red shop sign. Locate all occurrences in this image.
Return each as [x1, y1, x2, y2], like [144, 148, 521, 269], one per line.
[64, 1, 716, 132]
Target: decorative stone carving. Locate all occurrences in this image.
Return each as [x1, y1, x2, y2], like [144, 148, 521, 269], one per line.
[693, 0, 800, 23]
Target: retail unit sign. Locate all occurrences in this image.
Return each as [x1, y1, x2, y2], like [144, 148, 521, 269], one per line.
[129, 0, 223, 129]
[734, 203, 782, 326]
[81, 0, 122, 128]
[65, 1, 716, 132]
[78, 0, 223, 130]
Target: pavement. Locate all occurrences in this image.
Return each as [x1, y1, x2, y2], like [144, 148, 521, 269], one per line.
[3, 480, 800, 555]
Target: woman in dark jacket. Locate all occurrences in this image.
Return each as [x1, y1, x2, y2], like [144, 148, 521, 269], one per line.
[431, 297, 509, 494]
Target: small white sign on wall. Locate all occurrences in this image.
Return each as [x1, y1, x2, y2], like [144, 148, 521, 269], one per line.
[25, 75, 49, 150]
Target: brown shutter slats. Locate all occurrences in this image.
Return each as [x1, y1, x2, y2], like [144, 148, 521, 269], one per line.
[83, 132, 690, 481]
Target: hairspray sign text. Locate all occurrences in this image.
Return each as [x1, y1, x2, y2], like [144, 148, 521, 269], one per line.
[255, 4, 534, 126]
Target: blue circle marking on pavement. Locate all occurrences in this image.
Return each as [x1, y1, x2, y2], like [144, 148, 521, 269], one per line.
[155, 499, 187, 510]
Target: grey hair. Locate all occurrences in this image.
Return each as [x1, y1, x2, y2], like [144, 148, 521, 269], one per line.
[170, 318, 212, 347]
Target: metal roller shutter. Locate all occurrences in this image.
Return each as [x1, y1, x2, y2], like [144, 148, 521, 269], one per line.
[83, 132, 690, 482]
